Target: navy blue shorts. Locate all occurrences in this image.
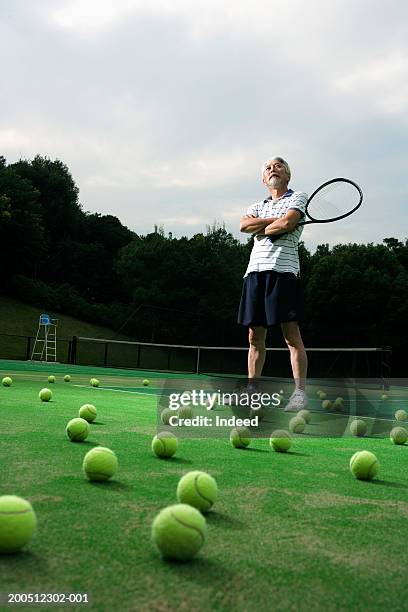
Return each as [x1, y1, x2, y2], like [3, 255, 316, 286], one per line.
[237, 271, 302, 328]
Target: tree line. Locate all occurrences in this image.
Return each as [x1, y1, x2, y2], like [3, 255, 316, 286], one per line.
[1, 155, 407, 362]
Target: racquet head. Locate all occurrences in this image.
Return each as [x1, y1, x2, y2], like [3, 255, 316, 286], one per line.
[304, 178, 363, 224]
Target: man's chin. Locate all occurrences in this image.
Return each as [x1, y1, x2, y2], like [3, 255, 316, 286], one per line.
[266, 178, 281, 188]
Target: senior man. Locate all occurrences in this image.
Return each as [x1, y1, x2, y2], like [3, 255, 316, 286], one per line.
[238, 157, 308, 411]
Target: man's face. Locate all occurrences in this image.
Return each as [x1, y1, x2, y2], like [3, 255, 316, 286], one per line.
[262, 159, 289, 188]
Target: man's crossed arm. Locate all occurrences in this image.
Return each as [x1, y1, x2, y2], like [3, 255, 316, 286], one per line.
[240, 209, 301, 237]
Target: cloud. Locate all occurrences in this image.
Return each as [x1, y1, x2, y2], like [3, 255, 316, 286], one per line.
[332, 54, 408, 117]
[0, 0, 407, 251]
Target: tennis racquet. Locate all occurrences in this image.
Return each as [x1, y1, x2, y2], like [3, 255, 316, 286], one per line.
[267, 177, 363, 243]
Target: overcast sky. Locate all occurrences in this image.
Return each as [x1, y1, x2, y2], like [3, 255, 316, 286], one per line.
[1, 0, 407, 251]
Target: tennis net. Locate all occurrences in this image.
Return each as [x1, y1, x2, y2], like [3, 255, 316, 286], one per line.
[70, 336, 391, 379]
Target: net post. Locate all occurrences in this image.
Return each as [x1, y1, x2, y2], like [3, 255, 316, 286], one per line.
[196, 347, 201, 374]
[137, 344, 141, 369]
[25, 336, 32, 361]
[71, 336, 78, 365]
[381, 346, 392, 390]
[104, 342, 109, 367]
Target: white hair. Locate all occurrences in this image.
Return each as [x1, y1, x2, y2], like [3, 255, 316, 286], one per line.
[261, 157, 291, 182]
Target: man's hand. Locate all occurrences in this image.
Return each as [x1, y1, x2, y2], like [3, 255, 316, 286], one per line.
[240, 214, 278, 234]
[264, 209, 301, 236]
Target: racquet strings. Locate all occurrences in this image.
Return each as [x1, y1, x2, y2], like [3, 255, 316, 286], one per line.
[307, 180, 361, 221]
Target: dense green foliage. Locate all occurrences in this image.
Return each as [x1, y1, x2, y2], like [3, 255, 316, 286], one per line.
[1, 156, 407, 358]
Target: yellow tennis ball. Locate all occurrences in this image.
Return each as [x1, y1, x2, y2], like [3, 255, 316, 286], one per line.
[333, 397, 344, 412]
[322, 400, 333, 411]
[152, 503, 206, 561]
[395, 410, 407, 422]
[152, 432, 178, 458]
[298, 409, 311, 423]
[39, 388, 52, 402]
[270, 429, 292, 452]
[318, 391, 327, 399]
[47, 375, 56, 383]
[66, 417, 90, 442]
[143, 379, 150, 386]
[79, 404, 97, 423]
[178, 405, 194, 420]
[390, 426, 408, 445]
[176, 471, 218, 513]
[350, 419, 367, 437]
[2, 376, 12, 387]
[160, 408, 176, 425]
[0, 495, 37, 553]
[350, 451, 379, 480]
[90, 378, 100, 387]
[380, 394, 388, 401]
[230, 426, 251, 449]
[63, 374, 71, 382]
[289, 415, 306, 434]
[83, 447, 118, 482]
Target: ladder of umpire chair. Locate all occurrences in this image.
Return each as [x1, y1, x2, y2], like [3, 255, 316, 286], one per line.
[30, 314, 58, 362]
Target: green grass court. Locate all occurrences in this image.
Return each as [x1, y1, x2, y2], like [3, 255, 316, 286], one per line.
[1, 359, 408, 611]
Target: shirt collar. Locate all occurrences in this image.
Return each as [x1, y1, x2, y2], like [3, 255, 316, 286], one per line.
[264, 189, 294, 203]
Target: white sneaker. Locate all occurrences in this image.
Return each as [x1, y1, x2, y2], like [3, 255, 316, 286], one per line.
[284, 389, 308, 412]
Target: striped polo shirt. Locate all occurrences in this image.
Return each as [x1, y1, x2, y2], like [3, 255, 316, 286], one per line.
[243, 189, 308, 277]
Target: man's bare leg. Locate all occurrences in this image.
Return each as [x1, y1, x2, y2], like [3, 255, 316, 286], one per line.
[281, 321, 308, 395]
[248, 326, 267, 381]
